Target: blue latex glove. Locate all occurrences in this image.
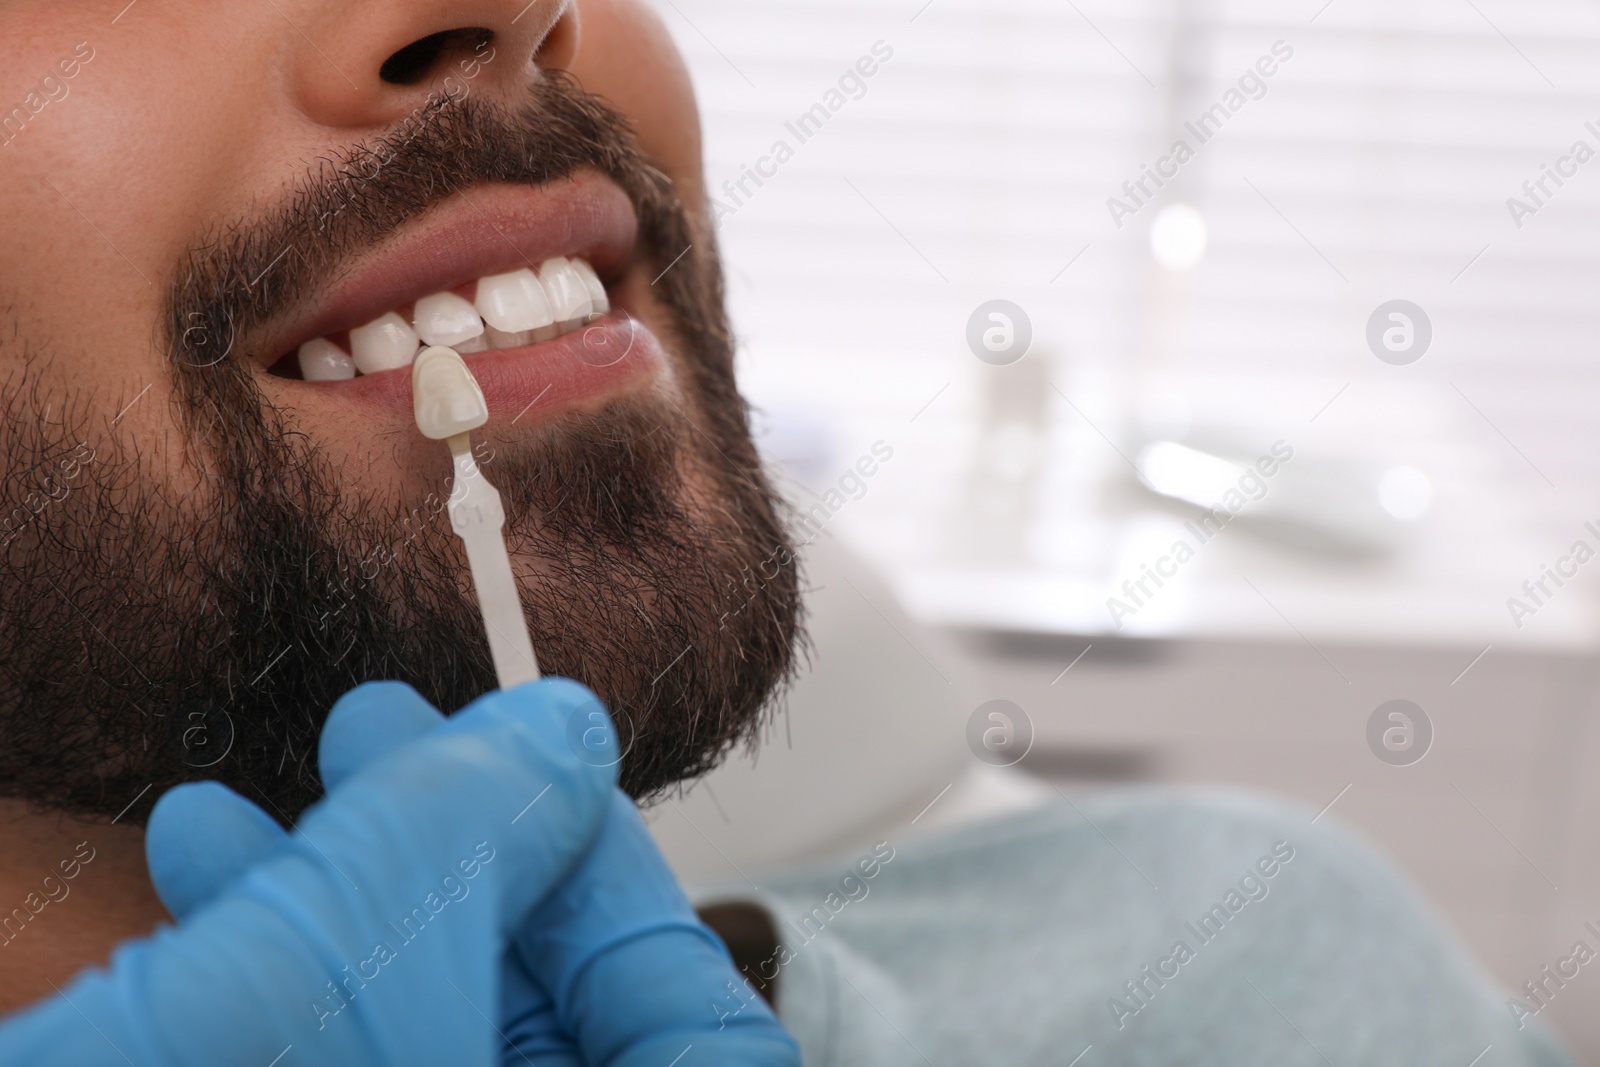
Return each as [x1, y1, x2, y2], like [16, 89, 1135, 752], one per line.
[507, 788, 794, 1065]
[53, 679, 798, 1066]
[0, 678, 612, 1066]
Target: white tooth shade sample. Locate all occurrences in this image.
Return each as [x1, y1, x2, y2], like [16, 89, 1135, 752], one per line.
[475, 269, 555, 333]
[298, 338, 355, 381]
[348, 312, 421, 374]
[412, 346, 488, 440]
[569, 258, 609, 316]
[538, 257, 593, 323]
[413, 291, 486, 348]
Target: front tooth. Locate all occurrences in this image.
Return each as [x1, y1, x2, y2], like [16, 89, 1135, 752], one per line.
[299, 338, 355, 381]
[570, 258, 609, 318]
[475, 269, 555, 333]
[538, 257, 593, 326]
[348, 312, 420, 374]
[413, 291, 486, 347]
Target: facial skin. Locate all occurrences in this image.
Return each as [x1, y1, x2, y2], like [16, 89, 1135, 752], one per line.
[0, 0, 800, 1008]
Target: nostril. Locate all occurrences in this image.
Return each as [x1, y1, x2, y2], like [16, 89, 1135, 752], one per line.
[380, 28, 494, 86]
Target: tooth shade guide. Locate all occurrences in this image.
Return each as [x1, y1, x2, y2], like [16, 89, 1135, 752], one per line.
[411, 345, 488, 439]
[411, 345, 541, 689]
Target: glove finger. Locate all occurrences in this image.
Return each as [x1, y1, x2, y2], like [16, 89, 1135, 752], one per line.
[145, 780, 289, 921]
[300, 676, 616, 938]
[147, 682, 446, 922]
[318, 679, 448, 792]
[518, 790, 800, 1066]
[500, 947, 584, 1067]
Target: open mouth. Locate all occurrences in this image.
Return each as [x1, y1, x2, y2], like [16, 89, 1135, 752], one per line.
[269, 254, 610, 381]
[248, 176, 664, 419]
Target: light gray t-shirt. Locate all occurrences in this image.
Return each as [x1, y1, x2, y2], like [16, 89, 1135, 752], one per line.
[702, 789, 1572, 1067]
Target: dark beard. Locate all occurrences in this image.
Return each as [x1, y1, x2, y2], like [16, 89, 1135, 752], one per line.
[0, 75, 801, 825]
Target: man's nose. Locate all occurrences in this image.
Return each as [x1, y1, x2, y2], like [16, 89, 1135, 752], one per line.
[288, 0, 577, 129]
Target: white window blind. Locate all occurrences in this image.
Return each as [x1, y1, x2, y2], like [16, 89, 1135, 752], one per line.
[651, 0, 1600, 645]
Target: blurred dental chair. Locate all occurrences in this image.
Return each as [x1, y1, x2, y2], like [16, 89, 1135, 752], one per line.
[645, 530, 1055, 888]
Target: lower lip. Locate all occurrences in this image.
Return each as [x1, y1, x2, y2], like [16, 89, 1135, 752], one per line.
[298, 313, 664, 422]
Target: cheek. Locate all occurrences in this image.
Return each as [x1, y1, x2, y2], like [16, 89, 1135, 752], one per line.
[0, 5, 279, 503]
[566, 0, 705, 213]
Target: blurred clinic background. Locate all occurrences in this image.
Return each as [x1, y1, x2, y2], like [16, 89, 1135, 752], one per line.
[638, 0, 1600, 1057]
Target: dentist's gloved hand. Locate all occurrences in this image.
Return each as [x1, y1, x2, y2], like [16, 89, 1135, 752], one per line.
[503, 788, 795, 1066]
[36, 678, 797, 1067]
[0, 679, 599, 1065]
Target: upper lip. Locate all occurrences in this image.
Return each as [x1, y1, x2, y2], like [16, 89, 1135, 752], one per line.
[256, 170, 639, 368]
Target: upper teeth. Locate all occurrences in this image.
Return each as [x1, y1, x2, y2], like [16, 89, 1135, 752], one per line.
[297, 256, 609, 381]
